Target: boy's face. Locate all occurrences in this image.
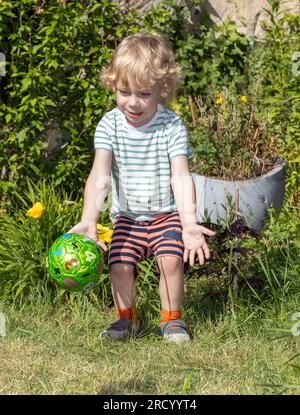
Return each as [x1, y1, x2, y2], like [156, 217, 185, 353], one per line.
[115, 79, 166, 127]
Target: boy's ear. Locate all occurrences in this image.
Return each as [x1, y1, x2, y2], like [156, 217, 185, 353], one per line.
[160, 80, 170, 99]
[111, 81, 118, 93]
[160, 89, 169, 98]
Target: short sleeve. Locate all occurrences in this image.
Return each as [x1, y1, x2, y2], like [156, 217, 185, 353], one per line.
[167, 119, 193, 160]
[94, 114, 113, 151]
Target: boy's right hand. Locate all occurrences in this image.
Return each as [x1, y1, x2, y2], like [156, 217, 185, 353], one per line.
[67, 221, 108, 251]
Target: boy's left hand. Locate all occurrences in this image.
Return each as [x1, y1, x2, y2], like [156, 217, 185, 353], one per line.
[182, 223, 216, 266]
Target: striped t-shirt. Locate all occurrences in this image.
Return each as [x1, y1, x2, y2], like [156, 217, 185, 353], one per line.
[94, 104, 193, 221]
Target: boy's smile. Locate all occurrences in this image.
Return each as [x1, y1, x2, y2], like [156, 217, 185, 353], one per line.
[115, 79, 165, 127]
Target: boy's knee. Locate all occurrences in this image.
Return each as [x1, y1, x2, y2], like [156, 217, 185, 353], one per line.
[157, 256, 183, 274]
[110, 263, 135, 277]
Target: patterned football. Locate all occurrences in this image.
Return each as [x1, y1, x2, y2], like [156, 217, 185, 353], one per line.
[47, 233, 103, 292]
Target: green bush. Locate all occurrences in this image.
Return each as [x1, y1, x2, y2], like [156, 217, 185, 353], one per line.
[144, 1, 250, 97]
[0, 0, 252, 205]
[247, 2, 300, 201]
[0, 0, 138, 200]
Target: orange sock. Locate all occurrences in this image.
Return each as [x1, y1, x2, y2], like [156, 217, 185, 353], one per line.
[160, 309, 181, 325]
[116, 307, 134, 321]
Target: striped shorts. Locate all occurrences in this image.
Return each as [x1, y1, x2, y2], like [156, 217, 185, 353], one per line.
[108, 211, 184, 277]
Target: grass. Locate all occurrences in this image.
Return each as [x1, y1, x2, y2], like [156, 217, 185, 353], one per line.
[1, 282, 300, 395]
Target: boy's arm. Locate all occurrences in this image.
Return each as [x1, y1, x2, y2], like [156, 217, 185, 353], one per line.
[68, 148, 112, 250]
[170, 155, 197, 227]
[171, 155, 215, 265]
[81, 148, 112, 223]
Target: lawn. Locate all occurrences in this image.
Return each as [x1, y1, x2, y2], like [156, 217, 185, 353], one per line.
[1, 280, 300, 395]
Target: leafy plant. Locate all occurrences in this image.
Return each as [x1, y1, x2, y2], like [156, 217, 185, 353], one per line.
[184, 215, 261, 305]
[188, 85, 281, 179]
[144, 1, 250, 97]
[185, 202, 300, 313]
[248, 2, 300, 201]
[0, 0, 139, 202]
[0, 179, 112, 302]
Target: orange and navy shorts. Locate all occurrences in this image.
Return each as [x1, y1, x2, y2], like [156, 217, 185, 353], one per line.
[108, 211, 184, 277]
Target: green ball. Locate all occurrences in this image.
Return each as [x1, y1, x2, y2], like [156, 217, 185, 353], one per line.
[47, 233, 103, 292]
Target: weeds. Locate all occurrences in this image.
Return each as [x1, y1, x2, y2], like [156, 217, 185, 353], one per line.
[188, 86, 280, 180]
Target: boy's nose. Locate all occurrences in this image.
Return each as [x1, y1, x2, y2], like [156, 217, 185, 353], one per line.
[128, 94, 139, 107]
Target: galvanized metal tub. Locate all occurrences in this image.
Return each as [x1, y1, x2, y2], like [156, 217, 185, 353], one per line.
[191, 163, 286, 231]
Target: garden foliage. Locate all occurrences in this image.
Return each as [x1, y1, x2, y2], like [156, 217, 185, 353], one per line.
[0, 0, 138, 198]
[0, 0, 299, 301]
[255, 1, 300, 200]
[0, 0, 268, 203]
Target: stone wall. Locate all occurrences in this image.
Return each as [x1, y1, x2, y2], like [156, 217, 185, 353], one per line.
[118, 0, 299, 39]
[200, 0, 299, 39]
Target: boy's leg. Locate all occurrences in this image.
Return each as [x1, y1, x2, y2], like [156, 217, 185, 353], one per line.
[157, 255, 190, 342]
[110, 263, 136, 310]
[148, 211, 190, 342]
[100, 215, 146, 340]
[157, 256, 184, 311]
[99, 263, 139, 340]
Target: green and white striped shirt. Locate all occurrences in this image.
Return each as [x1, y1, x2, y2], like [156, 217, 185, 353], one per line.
[94, 104, 193, 221]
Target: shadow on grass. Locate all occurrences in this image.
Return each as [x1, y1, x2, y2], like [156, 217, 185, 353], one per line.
[183, 278, 229, 328]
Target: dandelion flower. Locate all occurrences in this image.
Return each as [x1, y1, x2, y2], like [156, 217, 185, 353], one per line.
[215, 96, 224, 105]
[26, 202, 45, 218]
[240, 95, 248, 104]
[96, 224, 113, 243]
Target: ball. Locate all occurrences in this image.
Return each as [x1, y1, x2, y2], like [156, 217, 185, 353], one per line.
[47, 233, 103, 292]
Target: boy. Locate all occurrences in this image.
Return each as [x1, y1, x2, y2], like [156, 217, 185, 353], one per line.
[69, 33, 215, 343]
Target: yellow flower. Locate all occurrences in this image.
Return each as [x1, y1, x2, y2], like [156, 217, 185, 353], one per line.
[26, 202, 45, 218]
[215, 96, 224, 105]
[240, 95, 248, 104]
[96, 224, 113, 243]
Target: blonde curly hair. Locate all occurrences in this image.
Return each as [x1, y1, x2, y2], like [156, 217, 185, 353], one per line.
[101, 32, 182, 101]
